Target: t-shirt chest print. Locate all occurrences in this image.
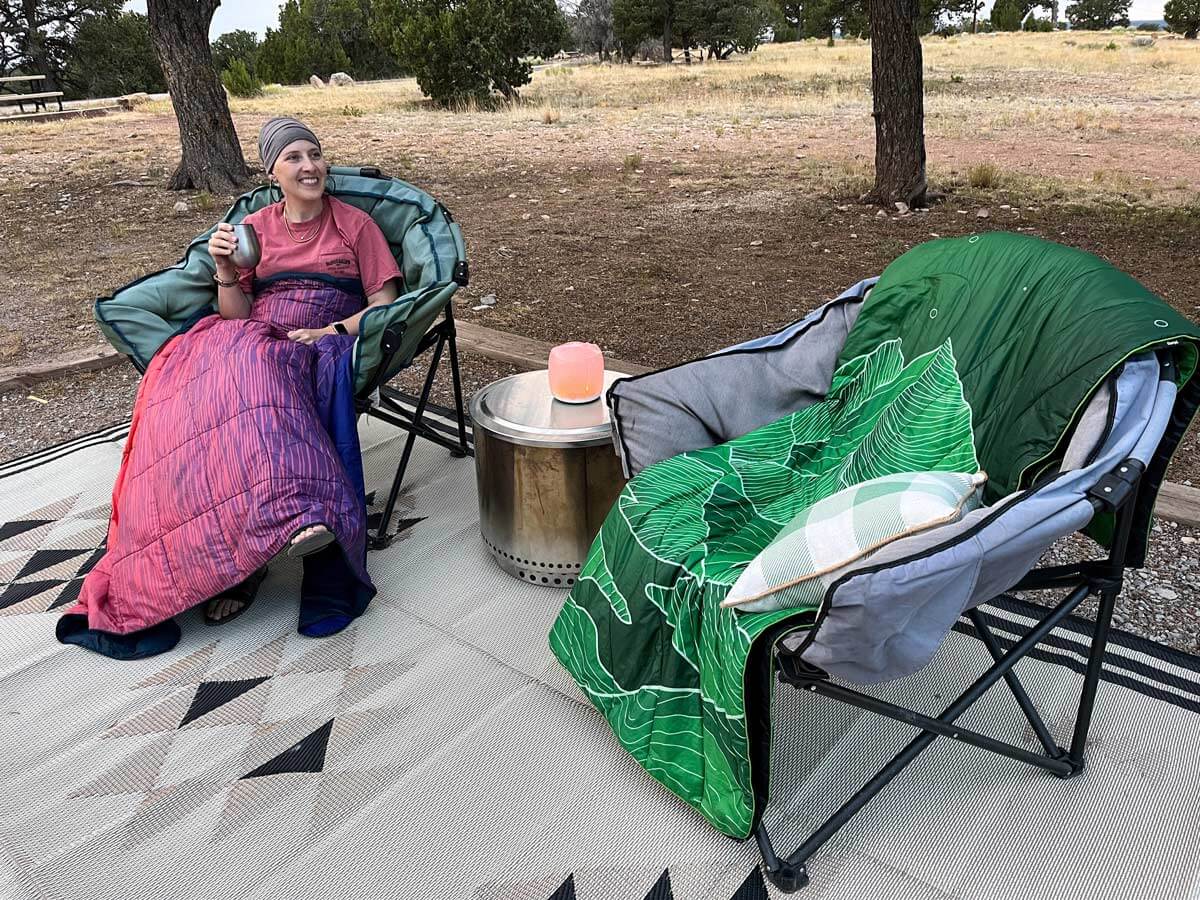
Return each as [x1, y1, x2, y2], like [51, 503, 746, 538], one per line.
[320, 247, 357, 278]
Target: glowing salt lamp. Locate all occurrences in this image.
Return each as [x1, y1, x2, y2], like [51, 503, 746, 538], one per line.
[548, 341, 604, 404]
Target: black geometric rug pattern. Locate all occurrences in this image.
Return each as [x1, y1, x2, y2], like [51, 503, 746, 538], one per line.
[0, 494, 109, 615]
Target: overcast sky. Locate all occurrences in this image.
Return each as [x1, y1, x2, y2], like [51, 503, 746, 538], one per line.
[124, 0, 1168, 38]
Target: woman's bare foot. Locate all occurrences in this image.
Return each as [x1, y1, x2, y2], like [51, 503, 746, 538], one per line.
[203, 567, 268, 626]
[287, 523, 335, 558]
[291, 524, 329, 547]
[205, 594, 246, 622]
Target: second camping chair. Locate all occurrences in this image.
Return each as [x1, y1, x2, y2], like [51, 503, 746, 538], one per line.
[549, 232, 1200, 891]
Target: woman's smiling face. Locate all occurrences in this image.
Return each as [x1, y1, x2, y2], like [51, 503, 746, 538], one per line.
[272, 139, 326, 201]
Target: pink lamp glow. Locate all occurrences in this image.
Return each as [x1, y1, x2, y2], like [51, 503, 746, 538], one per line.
[548, 342, 604, 404]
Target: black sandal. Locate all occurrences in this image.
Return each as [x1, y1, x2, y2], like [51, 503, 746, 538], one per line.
[203, 566, 269, 626]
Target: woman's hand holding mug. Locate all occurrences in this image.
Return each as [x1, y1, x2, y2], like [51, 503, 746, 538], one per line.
[208, 223, 239, 279]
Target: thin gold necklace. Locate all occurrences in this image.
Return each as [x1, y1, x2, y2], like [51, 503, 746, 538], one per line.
[282, 202, 325, 244]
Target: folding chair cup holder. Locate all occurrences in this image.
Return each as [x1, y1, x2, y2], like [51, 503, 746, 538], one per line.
[93, 166, 473, 550]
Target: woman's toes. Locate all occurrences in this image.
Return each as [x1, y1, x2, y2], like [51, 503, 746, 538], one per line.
[294, 524, 329, 544]
[207, 597, 243, 622]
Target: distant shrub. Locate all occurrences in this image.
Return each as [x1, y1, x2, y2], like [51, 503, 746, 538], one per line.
[623, 152, 642, 172]
[968, 163, 1001, 189]
[1104, 40, 1119, 49]
[1136, 22, 1162, 29]
[541, 106, 561, 124]
[341, 104, 365, 117]
[221, 60, 262, 98]
[949, 72, 964, 83]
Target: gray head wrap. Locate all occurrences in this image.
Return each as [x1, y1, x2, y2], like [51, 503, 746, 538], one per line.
[258, 116, 321, 174]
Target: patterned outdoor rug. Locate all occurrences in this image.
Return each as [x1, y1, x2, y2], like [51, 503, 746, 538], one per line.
[2, 408, 1199, 900]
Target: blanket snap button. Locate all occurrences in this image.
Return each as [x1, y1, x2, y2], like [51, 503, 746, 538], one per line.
[929, 308, 938, 319]
[1154, 320, 1168, 328]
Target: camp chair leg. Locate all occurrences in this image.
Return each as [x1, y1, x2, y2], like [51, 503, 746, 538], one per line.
[443, 304, 471, 458]
[1064, 477, 1137, 773]
[370, 334, 446, 549]
[967, 610, 1064, 758]
[362, 305, 476, 550]
[761, 584, 1089, 892]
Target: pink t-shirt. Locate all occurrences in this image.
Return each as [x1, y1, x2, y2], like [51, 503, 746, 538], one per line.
[237, 196, 402, 297]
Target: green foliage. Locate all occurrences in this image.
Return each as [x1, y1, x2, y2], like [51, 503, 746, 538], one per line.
[773, 0, 868, 39]
[67, 11, 165, 98]
[211, 30, 261, 80]
[1165, 0, 1200, 37]
[568, 0, 616, 58]
[1065, 0, 1131, 29]
[677, 0, 775, 57]
[0, 0, 123, 98]
[374, 0, 568, 106]
[221, 59, 263, 97]
[1023, 12, 1055, 28]
[990, 0, 1027, 29]
[772, 0, 977, 39]
[613, 0, 669, 57]
[257, 0, 400, 85]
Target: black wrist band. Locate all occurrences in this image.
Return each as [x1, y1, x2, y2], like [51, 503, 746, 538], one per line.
[333, 321, 349, 336]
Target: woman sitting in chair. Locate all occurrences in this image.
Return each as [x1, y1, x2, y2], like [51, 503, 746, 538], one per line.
[58, 117, 400, 658]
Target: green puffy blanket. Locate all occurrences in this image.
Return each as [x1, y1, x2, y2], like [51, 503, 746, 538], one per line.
[549, 338, 979, 837]
[838, 233, 1200, 504]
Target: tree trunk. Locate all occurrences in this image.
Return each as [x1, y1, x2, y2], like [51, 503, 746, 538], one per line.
[20, 0, 59, 90]
[972, 3, 979, 32]
[146, 0, 250, 192]
[867, 0, 927, 208]
[662, 0, 674, 62]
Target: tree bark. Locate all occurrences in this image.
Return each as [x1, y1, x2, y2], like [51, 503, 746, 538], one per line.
[867, 0, 927, 208]
[662, 0, 674, 62]
[146, 0, 250, 192]
[20, 0, 59, 90]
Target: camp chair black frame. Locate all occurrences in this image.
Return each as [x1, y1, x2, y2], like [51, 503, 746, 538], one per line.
[753, 455, 1144, 892]
[354, 289, 472, 549]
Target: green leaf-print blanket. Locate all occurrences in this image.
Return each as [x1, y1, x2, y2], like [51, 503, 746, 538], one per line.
[548, 338, 980, 838]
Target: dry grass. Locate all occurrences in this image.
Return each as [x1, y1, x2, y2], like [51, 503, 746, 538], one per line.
[5, 32, 1198, 209]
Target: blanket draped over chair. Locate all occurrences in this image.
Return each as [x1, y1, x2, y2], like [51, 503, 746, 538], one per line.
[550, 233, 1200, 839]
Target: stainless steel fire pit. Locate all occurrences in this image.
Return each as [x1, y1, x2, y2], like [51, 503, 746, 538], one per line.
[469, 370, 626, 587]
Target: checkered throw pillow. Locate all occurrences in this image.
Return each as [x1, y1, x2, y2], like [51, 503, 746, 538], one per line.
[721, 471, 987, 613]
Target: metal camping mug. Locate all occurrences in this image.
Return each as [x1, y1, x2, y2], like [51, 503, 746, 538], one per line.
[228, 223, 262, 268]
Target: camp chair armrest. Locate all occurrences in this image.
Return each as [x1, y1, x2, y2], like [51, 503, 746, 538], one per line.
[353, 281, 458, 397]
[1086, 458, 1144, 512]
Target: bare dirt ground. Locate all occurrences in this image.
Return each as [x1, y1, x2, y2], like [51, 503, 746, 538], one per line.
[0, 34, 1197, 646]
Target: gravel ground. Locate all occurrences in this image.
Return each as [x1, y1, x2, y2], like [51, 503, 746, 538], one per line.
[1028, 524, 1200, 654]
[2, 352, 1197, 656]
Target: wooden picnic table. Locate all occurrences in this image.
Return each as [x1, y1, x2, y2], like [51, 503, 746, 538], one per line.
[0, 74, 63, 113]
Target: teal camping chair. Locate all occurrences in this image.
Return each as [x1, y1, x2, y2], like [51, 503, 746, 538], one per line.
[94, 166, 471, 548]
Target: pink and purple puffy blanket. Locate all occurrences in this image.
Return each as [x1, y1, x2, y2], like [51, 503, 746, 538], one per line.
[64, 279, 374, 636]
